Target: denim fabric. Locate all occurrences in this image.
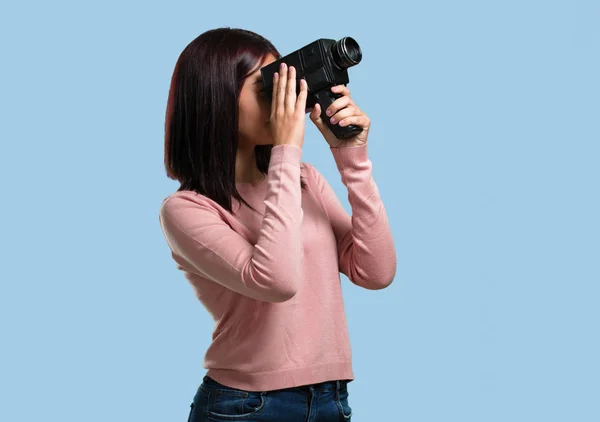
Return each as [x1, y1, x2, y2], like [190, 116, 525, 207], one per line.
[186, 375, 352, 422]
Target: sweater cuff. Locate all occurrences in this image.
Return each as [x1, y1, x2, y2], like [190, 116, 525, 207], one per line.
[329, 143, 368, 171]
[270, 144, 303, 167]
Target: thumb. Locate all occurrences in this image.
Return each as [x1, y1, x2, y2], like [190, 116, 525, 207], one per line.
[309, 103, 336, 141]
[309, 103, 326, 128]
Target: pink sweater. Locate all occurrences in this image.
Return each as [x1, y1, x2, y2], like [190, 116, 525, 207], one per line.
[158, 143, 396, 391]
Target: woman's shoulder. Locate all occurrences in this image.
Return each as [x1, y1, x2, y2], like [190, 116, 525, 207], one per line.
[159, 189, 226, 221]
[161, 189, 212, 205]
[160, 162, 322, 215]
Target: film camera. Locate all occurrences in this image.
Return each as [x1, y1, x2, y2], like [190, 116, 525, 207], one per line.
[260, 36, 363, 140]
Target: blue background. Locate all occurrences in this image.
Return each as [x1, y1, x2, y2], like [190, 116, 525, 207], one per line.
[1, 0, 598, 421]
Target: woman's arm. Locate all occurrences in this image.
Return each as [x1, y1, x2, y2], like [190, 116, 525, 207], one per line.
[307, 144, 396, 289]
[159, 144, 304, 303]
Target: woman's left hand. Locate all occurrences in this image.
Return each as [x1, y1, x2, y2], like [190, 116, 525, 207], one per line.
[308, 84, 370, 148]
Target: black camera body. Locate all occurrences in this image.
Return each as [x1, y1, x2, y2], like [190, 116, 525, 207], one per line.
[260, 37, 363, 140]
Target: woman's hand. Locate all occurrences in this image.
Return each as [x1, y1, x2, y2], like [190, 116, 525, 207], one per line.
[269, 63, 309, 149]
[308, 84, 370, 148]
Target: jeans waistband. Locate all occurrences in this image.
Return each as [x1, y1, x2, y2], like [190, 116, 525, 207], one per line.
[203, 375, 347, 393]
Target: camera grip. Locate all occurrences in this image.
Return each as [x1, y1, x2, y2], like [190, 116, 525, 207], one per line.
[314, 88, 363, 140]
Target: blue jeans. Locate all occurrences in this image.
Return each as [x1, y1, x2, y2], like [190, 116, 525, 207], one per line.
[187, 375, 353, 421]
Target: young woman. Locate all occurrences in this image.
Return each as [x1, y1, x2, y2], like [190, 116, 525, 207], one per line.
[159, 27, 396, 422]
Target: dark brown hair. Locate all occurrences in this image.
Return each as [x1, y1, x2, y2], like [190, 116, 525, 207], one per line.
[163, 27, 306, 213]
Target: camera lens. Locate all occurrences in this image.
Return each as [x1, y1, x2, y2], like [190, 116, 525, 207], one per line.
[331, 37, 362, 70]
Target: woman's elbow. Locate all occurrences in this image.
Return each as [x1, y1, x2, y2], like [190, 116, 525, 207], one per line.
[259, 273, 300, 302]
[267, 286, 298, 302]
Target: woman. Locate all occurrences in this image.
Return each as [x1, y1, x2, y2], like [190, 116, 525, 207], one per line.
[159, 27, 396, 422]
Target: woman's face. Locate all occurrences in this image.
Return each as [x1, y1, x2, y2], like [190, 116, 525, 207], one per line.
[237, 53, 278, 149]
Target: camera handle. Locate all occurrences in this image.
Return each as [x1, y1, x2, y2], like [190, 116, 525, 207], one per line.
[313, 88, 364, 140]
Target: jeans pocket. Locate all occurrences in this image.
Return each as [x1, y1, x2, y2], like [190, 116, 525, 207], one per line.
[205, 383, 266, 420]
[335, 381, 352, 420]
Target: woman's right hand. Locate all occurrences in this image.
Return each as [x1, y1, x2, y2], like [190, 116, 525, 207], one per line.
[269, 63, 308, 149]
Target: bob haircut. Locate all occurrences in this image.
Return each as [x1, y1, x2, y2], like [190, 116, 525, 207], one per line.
[163, 27, 306, 214]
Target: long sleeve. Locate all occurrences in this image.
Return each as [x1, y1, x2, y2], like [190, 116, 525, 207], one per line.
[307, 143, 396, 289]
[158, 144, 304, 303]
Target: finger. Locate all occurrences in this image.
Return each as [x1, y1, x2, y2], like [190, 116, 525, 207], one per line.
[277, 63, 288, 113]
[285, 65, 297, 112]
[309, 102, 320, 121]
[331, 84, 350, 96]
[310, 104, 329, 130]
[296, 78, 308, 113]
[325, 96, 352, 117]
[270, 71, 279, 118]
[329, 106, 358, 124]
[337, 114, 370, 128]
